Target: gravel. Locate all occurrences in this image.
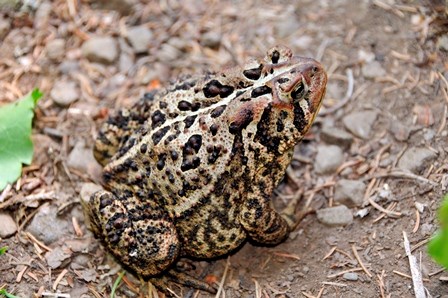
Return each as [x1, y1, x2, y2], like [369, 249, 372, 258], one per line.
[320, 126, 353, 149]
[81, 36, 119, 64]
[45, 38, 65, 60]
[343, 111, 378, 139]
[126, 26, 153, 54]
[316, 205, 353, 226]
[314, 145, 344, 174]
[397, 147, 438, 174]
[50, 81, 79, 106]
[0, 212, 17, 238]
[362, 60, 386, 79]
[334, 179, 366, 207]
[26, 204, 70, 244]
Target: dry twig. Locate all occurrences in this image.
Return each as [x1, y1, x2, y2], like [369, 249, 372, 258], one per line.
[368, 197, 402, 218]
[215, 257, 230, 298]
[351, 245, 372, 278]
[402, 232, 426, 298]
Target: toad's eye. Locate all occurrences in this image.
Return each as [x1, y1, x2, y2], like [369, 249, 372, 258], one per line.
[291, 82, 306, 101]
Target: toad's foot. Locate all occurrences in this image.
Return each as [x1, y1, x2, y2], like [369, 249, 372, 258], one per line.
[280, 191, 314, 231]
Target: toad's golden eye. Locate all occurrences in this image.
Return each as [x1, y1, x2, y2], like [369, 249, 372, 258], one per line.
[291, 82, 306, 101]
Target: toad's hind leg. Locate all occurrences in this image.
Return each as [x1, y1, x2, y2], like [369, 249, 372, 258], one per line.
[93, 91, 158, 166]
[82, 190, 180, 276]
[148, 269, 217, 294]
[239, 191, 306, 245]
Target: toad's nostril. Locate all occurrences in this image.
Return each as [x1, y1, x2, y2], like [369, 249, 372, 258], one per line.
[272, 50, 280, 64]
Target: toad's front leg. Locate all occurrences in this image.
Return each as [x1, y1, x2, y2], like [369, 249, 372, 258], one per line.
[238, 189, 293, 245]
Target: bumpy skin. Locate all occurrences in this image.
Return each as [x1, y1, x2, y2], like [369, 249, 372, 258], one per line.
[84, 46, 327, 279]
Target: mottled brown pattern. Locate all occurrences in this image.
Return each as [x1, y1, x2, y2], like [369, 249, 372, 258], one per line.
[84, 46, 327, 290]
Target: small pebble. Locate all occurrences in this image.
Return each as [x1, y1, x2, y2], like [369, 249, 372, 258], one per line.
[82, 36, 118, 64]
[200, 31, 221, 49]
[45, 38, 65, 60]
[26, 205, 70, 244]
[362, 61, 386, 78]
[389, 120, 411, 141]
[343, 111, 378, 139]
[50, 81, 79, 106]
[320, 126, 353, 148]
[314, 145, 344, 174]
[316, 205, 353, 226]
[126, 26, 153, 54]
[0, 212, 17, 238]
[45, 246, 72, 269]
[343, 272, 359, 281]
[334, 179, 366, 207]
[67, 141, 101, 176]
[397, 147, 437, 174]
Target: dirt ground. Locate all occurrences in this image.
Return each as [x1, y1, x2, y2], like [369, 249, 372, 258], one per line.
[1, 0, 448, 297]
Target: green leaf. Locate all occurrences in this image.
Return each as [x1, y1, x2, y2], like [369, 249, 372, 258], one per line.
[428, 230, 448, 268]
[438, 194, 448, 227]
[0, 89, 42, 191]
[0, 246, 7, 255]
[428, 195, 448, 269]
[0, 289, 20, 298]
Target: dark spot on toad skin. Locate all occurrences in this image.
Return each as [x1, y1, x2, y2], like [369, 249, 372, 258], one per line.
[243, 64, 262, 80]
[184, 115, 197, 128]
[211, 105, 226, 118]
[151, 110, 166, 129]
[178, 100, 192, 111]
[152, 126, 170, 145]
[203, 80, 235, 98]
[209, 123, 219, 136]
[251, 86, 272, 98]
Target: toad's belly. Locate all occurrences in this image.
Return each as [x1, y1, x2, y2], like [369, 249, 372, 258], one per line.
[175, 204, 246, 258]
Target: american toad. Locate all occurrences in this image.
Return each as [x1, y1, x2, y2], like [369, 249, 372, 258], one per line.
[83, 46, 327, 292]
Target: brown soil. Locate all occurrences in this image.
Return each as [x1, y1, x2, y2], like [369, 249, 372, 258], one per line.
[1, 1, 448, 297]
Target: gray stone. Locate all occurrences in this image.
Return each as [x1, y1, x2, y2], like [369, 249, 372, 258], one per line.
[26, 204, 70, 244]
[334, 179, 366, 207]
[397, 147, 437, 174]
[314, 145, 344, 174]
[50, 81, 79, 106]
[45, 246, 72, 269]
[0, 17, 11, 39]
[343, 272, 359, 281]
[46, 38, 65, 60]
[200, 31, 221, 49]
[390, 120, 411, 141]
[59, 61, 80, 74]
[126, 26, 153, 54]
[320, 126, 353, 148]
[0, 212, 17, 238]
[67, 141, 99, 175]
[158, 43, 182, 62]
[420, 223, 434, 237]
[316, 205, 353, 226]
[119, 52, 134, 73]
[343, 111, 378, 139]
[82, 37, 118, 64]
[362, 61, 386, 79]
